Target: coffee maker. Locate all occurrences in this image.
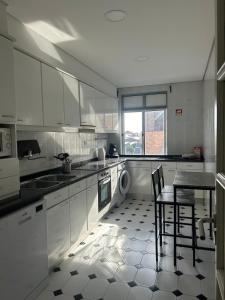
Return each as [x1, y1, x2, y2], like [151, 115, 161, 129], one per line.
[109, 143, 119, 158]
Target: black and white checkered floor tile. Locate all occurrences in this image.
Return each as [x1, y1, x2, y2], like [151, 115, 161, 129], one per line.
[36, 198, 215, 300]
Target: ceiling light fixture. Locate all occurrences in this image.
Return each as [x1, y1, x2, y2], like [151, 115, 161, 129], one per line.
[135, 56, 149, 62]
[104, 10, 127, 22]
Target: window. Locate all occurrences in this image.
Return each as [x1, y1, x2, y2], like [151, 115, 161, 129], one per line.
[122, 93, 167, 155]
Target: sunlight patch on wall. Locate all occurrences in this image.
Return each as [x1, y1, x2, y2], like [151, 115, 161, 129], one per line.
[25, 20, 78, 44]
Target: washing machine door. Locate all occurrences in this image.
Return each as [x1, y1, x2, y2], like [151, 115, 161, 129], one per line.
[119, 169, 131, 196]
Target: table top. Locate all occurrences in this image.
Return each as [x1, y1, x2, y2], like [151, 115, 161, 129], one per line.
[173, 171, 215, 190]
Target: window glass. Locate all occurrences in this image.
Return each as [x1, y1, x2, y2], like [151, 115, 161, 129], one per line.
[145, 110, 165, 155]
[124, 112, 143, 155]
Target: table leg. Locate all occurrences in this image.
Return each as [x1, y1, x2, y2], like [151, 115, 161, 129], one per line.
[209, 190, 212, 238]
[174, 187, 177, 266]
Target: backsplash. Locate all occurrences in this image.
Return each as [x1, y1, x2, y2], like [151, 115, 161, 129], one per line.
[17, 131, 108, 176]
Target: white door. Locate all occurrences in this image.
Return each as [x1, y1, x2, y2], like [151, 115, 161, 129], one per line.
[63, 73, 80, 127]
[0, 36, 16, 123]
[14, 50, 43, 126]
[79, 82, 96, 126]
[42, 64, 64, 127]
[87, 184, 98, 230]
[70, 190, 88, 245]
[47, 200, 70, 269]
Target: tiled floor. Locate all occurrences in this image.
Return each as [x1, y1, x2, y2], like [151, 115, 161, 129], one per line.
[36, 197, 215, 300]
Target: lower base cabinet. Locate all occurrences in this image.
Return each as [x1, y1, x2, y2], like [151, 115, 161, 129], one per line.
[87, 184, 98, 230]
[47, 200, 70, 269]
[70, 190, 88, 245]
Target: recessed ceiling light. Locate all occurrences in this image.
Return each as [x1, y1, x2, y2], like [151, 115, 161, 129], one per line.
[135, 56, 149, 62]
[104, 10, 127, 22]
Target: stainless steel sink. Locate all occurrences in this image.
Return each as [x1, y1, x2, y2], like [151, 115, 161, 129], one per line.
[22, 180, 61, 189]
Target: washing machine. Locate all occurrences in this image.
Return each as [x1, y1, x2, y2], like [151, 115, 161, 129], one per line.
[117, 162, 131, 204]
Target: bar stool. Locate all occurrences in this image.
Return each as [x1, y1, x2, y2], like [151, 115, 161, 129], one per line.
[157, 165, 195, 233]
[152, 169, 197, 269]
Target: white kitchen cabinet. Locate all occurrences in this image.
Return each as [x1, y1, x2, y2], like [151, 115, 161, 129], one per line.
[95, 90, 105, 131]
[79, 82, 96, 126]
[42, 64, 64, 127]
[63, 73, 80, 127]
[0, 158, 19, 199]
[0, 36, 16, 123]
[47, 199, 70, 269]
[14, 50, 43, 126]
[70, 190, 88, 245]
[128, 161, 152, 197]
[105, 97, 113, 131]
[87, 183, 98, 230]
[112, 97, 119, 131]
[0, 200, 48, 300]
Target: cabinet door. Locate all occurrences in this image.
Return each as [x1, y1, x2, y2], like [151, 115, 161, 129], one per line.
[42, 64, 64, 127]
[47, 200, 70, 269]
[129, 167, 151, 196]
[63, 74, 80, 127]
[79, 82, 96, 126]
[95, 90, 105, 130]
[87, 184, 98, 230]
[105, 97, 113, 130]
[112, 98, 119, 131]
[0, 36, 16, 123]
[14, 51, 43, 126]
[70, 190, 87, 245]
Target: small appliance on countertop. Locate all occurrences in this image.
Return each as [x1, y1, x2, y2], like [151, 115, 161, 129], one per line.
[54, 152, 72, 173]
[108, 143, 119, 158]
[97, 147, 106, 161]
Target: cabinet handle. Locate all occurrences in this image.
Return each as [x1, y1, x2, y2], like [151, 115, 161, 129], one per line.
[1, 114, 14, 118]
[17, 118, 23, 122]
[18, 216, 32, 225]
[66, 123, 71, 126]
[57, 122, 63, 125]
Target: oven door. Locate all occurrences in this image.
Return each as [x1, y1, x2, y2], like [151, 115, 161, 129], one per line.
[98, 176, 111, 211]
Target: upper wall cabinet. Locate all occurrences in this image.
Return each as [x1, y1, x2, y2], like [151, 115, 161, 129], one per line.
[63, 74, 80, 127]
[42, 64, 64, 127]
[79, 82, 96, 127]
[14, 51, 43, 126]
[0, 36, 16, 123]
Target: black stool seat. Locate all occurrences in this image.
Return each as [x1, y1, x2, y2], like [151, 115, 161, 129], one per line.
[161, 185, 195, 196]
[156, 192, 195, 206]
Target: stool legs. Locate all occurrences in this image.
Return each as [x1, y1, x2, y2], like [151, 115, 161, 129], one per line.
[154, 202, 159, 270]
[192, 205, 196, 266]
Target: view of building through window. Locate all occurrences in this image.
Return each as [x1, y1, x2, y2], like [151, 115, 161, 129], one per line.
[123, 110, 165, 155]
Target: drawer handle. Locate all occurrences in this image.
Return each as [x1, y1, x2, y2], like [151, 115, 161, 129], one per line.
[36, 204, 43, 212]
[18, 216, 32, 225]
[2, 114, 14, 118]
[17, 118, 23, 122]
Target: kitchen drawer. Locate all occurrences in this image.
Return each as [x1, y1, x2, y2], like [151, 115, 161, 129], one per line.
[0, 158, 19, 179]
[86, 175, 98, 188]
[152, 161, 176, 170]
[0, 175, 20, 199]
[176, 162, 203, 171]
[69, 179, 86, 196]
[128, 160, 151, 168]
[45, 187, 69, 209]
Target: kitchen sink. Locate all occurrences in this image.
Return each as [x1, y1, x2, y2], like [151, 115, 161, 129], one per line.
[22, 180, 61, 189]
[40, 174, 77, 181]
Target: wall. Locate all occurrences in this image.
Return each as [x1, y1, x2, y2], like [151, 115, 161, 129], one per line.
[17, 131, 108, 176]
[118, 81, 203, 155]
[203, 43, 216, 173]
[7, 14, 117, 98]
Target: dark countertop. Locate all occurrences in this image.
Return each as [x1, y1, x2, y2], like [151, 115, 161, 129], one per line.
[0, 155, 204, 218]
[0, 158, 126, 218]
[121, 155, 204, 162]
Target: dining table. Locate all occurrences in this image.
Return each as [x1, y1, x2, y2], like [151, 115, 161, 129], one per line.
[173, 170, 215, 266]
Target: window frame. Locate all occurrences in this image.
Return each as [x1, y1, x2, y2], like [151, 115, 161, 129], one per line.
[121, 92, 167, 156]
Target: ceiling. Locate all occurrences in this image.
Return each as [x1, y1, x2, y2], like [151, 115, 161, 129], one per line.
[5, 0, 215, 87]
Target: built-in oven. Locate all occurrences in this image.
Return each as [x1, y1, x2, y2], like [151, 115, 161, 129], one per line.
[98, 170, 111, 212]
